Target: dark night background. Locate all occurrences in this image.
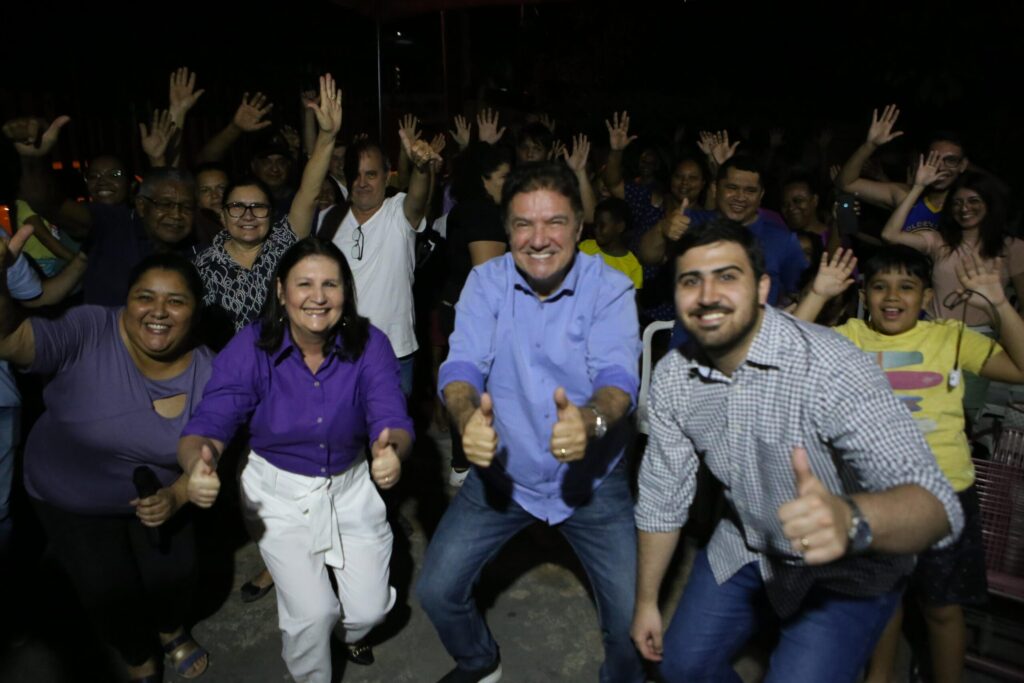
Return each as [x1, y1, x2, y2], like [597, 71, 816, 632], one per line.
[2, 0, 1023, 219]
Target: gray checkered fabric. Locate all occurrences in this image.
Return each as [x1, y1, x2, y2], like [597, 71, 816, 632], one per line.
[635, 307, 964, 617]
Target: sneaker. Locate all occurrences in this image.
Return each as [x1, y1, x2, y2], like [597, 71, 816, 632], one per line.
[437, 657, 501, 683]
[448, 466, 470, 488]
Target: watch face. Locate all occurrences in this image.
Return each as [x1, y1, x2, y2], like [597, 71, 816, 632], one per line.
[849, 516, 873, 554]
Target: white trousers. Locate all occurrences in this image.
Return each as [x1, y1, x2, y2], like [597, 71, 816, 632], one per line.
[241, 453, 396, 683]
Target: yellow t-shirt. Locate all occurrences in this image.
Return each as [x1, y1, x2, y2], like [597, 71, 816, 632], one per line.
[834, 318, 1000, 491]
[579, 239, 642, 290]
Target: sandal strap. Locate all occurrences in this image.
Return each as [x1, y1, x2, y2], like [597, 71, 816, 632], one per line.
[163, 633, 209, 676]
[162, 632, 192, 654]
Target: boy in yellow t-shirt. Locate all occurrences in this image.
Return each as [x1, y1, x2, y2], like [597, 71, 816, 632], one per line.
[796, 244, 1024, 683]
[579, 197, 642, 290]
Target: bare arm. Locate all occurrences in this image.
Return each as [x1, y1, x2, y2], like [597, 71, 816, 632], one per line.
[289, 75, 342, 239]
[792, 248, 857, 322]
[19, 214, 75, 263]
[603, 111, 636, 199]
[0, 228, 38, 366]
[197, 92, 273, 164]
[26, 252, 88, 308]
[401, 128, 439, 229]
[835, 105, 909, 209]
[631, 530, 680, 662]
[443, 380, 481, 435]
[563, 134, 596, 223]
[880, 152, 942, 251]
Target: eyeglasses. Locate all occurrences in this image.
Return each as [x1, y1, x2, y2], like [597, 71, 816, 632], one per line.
[951, 196, 984, 209]
[224, 202, 271, 218]
[936, 155, 964, 169]
[352, 225, 364, 260]
[85, 169, 126, 181]
[141, 196, 194, 213]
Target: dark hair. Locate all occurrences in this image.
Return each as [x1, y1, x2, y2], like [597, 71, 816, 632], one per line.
[716, 154, 764, 187]
[937, 171, 1008, 260]
[138, 167, 195, 197]
[671, 156, 709, 203]
[257, 238, 369, 361]
[595, 196, 631, 231]
[221, 176, 276, 209]
[781, 171, 820, 199]
[794, 230, 824, 289]
[126, 253, 205, 335]
[927, 130, 967, 159]
[861, 244, 934, 289]
[669, 217, 766, 281]
[344, 139, 391, 191]
[193, 161, 230, 180]
[451, 141, 512, 203]
[500, 162, 583, 226]
[517, 122, 554, 153]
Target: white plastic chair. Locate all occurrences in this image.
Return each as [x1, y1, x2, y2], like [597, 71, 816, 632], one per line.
[636, 320, 675, 435]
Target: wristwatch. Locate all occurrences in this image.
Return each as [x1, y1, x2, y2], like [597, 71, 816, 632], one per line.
[587, 405, 608, 439]
[842, 495, 873, 555]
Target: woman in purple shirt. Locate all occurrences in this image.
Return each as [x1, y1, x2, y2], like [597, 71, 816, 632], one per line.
[0, 252, 212, 683]
[179, 237, 413, 682]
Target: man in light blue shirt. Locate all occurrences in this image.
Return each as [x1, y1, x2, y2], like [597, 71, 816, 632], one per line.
[418, 163, 643, 683]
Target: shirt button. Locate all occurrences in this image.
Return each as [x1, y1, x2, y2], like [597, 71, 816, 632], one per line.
[314, 381, 321, 387]
[319, 443, 325, 449]
[316, 417, 323, 424]
[320, 467, 327, 473]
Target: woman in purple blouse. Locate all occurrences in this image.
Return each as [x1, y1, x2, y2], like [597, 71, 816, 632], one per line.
[178, 237, 413, 682]
[0, 251, 212, 683]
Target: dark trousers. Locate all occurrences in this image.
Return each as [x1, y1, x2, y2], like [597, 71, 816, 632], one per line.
[32, 497, 197, 666]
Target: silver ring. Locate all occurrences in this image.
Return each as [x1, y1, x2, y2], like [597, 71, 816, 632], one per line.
[800, 537, 810, 550]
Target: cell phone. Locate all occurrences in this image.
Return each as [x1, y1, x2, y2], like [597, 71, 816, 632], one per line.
[836, 193, 859, 237]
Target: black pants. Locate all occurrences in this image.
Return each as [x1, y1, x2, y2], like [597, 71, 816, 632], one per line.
[32, 498, 197, 666]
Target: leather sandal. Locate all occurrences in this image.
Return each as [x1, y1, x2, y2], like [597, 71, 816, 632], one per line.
[162, 632, 209, 679]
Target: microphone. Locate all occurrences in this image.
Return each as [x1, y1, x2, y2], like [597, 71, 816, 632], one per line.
[133, 466, 164, 550]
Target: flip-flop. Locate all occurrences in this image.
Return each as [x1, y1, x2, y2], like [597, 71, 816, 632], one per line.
[162, 633, 209, 679]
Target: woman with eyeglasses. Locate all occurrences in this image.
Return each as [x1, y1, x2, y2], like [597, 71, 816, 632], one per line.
[192, 74, 343, 343]
[881, 155, 1024, 419]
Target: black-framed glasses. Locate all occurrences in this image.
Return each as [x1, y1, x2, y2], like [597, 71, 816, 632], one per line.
[140, 196, 195, 213]
[84, 169, 126, 181]
[224, 202, 272, 219]
[352, 225, 365, 260]
[937, 155, 964, 169]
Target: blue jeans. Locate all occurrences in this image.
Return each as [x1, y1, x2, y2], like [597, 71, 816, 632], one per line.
[416, 465, 644, 682]
[398, 354, 414, 398]
[660, 548, 900, 683]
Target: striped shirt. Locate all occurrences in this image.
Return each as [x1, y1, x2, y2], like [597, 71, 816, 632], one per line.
[635, 307, 964, 617]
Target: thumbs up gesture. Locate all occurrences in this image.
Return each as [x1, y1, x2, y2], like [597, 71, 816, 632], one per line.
[462, 392, 498, 467]
[187, 444, 221, 508]
[371, 427, 401, 489]
[661, 198, 691, 242]
[777, 447, 853, 564]
[550, 387, 587, 463]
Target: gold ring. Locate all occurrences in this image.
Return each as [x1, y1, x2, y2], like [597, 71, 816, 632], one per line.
[800, 537, 810, 550]
[559, 448, 567, 458]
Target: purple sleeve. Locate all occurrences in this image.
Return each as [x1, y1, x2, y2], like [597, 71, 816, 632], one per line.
[360, 327, 415, 443]
[182, 325, 263, 443]
[29, 306, 111, 376]
[780, 231, 809, 294]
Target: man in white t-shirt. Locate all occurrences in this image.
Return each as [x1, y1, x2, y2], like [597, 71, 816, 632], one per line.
[332, 131, 438, 395]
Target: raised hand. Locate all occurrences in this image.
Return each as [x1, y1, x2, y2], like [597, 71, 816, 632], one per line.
[131, 486, 180, 528]
[398, 113, 421, 145]
[168, 67, 204, 125]
[187, 444, 220, 508]
[462, 392, 498, 467]
[549, 139, 566, 162]
[709, 130, 740, 165]
[449, 114, 471, 149]
[3, 116, 71, 157]
[810, 248, 857, 299]
[913, 150, 943, 188]
[561, 134, 590, 173]
[477, 108, 505, 144]
[661, 198, 691, 242]
[866, 104, 904, 147]
[956, 254, 1006, 309]
[233, 92, 273, 133]
[777, 447, 852, 564]
[605, 111, 637, 151]
[550, 387, 587, 463]
[370, 427, 401, 489]
[1, 224, 34, 275]
[305, 74, 342, 138]
[139, 109, 178, 160]
[429, 133, 447, 172]
[538, 112, 556, 133]
[696, 130, 715, 157]
[279, 124, 301, 155]
[400, 127, 440, 171]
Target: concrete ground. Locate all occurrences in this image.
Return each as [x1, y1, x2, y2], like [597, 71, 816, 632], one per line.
[0, 424, 1017, 682]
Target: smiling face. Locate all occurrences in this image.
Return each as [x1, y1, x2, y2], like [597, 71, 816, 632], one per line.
[865, 268, 932, 336]
[251, 153, 292, 191]
[349, 149, 388, 217]
[928, 140, 968, 192]
[951, 187, 987, 231]
[135, 180, 195, 246]
[121, 268, 197, 361]
[196, 169, 229, 212]
[781, 182, 819, 231]
[717, 167, 764, 225]
[507, 188, 582, 299]
[675, 240, 770, 369]
[670, 160, 706, 205]
[85, 156, 130, 205]
[276, 254, 345, 345]
[222, 184, 272, 247]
